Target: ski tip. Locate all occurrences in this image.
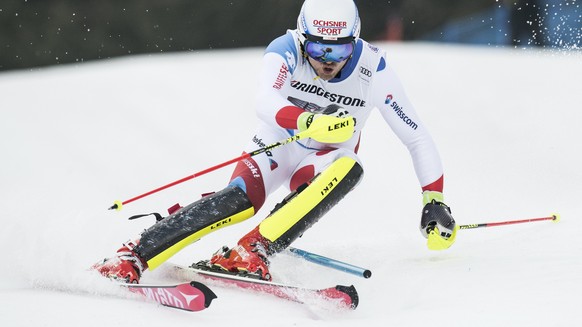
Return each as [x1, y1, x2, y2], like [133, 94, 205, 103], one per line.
[335, 285, 359, 309]
[191, 281, 218, 308]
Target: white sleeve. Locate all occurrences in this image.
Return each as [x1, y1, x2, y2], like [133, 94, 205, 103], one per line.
[255, 52, 297, 127]
[370, 55, 444, 188]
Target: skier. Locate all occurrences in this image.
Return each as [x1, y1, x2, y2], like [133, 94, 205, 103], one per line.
[93, 0, 457, 284]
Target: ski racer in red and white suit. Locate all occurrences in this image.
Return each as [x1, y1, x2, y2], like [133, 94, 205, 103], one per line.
[216, 28, 458, 280]
[239, 29, 445, 211]
[93, 0, 457, 284]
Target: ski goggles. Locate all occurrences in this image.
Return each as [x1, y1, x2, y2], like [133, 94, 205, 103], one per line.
[304, 40, 355, 63]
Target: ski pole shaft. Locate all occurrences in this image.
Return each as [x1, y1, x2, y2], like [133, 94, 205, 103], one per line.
[109, 153, 250, 210]
[108, 116, 354, 211]
[109, 134, 305, 211]
[459, 214, 560, 230]
[288, 247, 372, 279]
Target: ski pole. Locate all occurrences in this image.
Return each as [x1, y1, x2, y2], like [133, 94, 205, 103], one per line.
[288, 247, 372, 279]
[109, 134, 303, 211]
[109, 116, 354, 211]
[459, 214, 560, 230]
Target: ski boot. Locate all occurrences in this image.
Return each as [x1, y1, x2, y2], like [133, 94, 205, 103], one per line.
[209, 227, 272, 281]
[92, 240, 148, 284]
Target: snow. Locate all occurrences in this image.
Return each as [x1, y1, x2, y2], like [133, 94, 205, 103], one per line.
[1, 43, 581, 326]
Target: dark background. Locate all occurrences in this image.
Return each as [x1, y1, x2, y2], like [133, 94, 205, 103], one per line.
[1, 0, 579, 71]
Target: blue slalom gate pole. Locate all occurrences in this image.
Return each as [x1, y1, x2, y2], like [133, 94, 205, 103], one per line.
[288, 247, 372, 279]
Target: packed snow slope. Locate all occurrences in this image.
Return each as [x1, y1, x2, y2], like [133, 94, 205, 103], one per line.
[1, 43, 581, 327]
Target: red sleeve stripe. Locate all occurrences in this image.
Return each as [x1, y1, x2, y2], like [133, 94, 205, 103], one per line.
[422, 175, 444, 193]
[275, 106, 305, 129]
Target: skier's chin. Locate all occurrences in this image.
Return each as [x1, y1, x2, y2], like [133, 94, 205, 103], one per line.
[323, 66, 336, 75]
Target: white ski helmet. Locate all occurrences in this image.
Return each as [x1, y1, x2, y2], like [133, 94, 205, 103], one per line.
[297, 0, 361, 44]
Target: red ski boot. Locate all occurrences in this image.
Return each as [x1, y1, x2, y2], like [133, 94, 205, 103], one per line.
[210, 227, 272, 281]
[92, 241, 148, 284]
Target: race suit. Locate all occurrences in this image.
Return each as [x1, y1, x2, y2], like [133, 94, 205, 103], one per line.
[131, 30, 446, 269]
[229, 29, 444, 212]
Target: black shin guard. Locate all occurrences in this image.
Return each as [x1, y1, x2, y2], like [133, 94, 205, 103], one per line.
[259, 156, 363, 254]
[135, 186, 254, 269]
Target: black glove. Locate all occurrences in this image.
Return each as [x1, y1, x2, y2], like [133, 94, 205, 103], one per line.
[320, 104, 350, 117]
[419, 191, 457, 250]
[420, 200, 456, 239]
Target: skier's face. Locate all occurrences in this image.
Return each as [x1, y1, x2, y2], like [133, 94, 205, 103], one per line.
[307, 57, 348, 81]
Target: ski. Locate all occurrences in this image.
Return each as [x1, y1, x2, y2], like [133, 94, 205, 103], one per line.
[170, 261, 359, 310]
[124, 281, 217, 312]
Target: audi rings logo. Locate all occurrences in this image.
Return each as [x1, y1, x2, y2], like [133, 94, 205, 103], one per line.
[359, 66, 372, 77]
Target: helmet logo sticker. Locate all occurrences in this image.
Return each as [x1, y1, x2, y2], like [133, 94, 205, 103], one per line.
[312, 20, 347, 37]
